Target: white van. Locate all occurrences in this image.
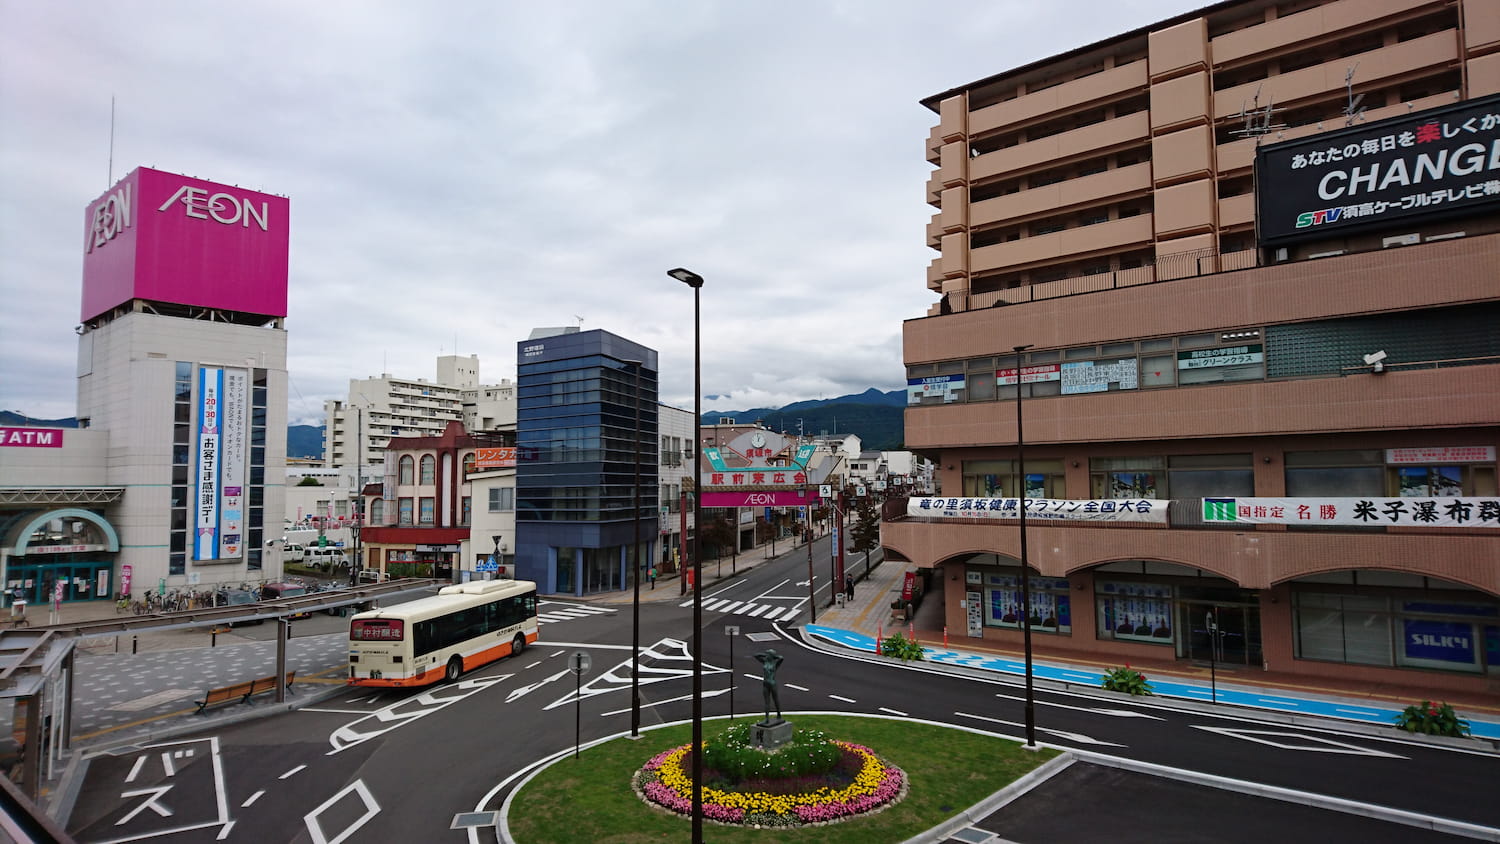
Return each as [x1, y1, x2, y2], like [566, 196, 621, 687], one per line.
[282, 543, 307, 562]
[304, 547, 350, 572]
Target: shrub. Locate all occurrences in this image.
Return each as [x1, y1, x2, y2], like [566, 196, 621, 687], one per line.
[880, 632, 926, 662]
[699, 723, 842, 784]
[1100, 664, 1153, 696]
[1394, 700, 1470, 737]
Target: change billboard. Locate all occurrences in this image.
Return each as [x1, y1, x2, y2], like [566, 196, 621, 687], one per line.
[1255, 93, 1500, 245]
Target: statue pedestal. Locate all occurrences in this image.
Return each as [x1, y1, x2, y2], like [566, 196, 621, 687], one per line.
[750, 719, 793, 750]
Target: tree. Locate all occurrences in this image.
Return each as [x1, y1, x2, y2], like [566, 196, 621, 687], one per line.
[296, 476, 323, 486]
[698, 512, 735, 562]
[851, 495, 881, 579]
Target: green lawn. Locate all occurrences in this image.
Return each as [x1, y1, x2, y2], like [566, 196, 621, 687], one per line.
[506, 714, 1059, 843]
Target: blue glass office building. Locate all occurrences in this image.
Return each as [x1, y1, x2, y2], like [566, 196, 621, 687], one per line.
[515, 329, 658, 595]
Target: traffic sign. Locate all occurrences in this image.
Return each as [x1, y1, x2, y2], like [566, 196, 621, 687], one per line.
[568, 651, 591, 675]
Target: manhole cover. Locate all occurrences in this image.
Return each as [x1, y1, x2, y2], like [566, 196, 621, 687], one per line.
[450, 811, 498, 829]
[746, 632, 780, 642]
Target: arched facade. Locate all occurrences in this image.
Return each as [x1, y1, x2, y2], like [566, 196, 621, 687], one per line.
[2, 507, 122, 605]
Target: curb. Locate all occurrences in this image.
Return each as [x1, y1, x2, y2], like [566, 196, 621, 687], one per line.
[797, 628, 1500, 755]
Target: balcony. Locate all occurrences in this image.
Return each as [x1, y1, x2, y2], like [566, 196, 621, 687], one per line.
[968, 214, 1153, 275]
[971, 113, 1152, 183]
[970, 163, 1151, 229]
[966, 61, 1149, 136]
[1213, 32, 1458, 121]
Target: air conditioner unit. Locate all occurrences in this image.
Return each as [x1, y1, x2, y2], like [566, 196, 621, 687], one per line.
[1273, 247, 1288, 262]
[1307, 250, 1345, 259]
[1382, 233, 1420, 248]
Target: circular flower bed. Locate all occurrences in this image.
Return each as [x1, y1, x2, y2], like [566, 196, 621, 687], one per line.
[633, 738, 907, 827]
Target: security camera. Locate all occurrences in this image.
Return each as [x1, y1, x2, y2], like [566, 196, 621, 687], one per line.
[1362, 351, 1387, 365]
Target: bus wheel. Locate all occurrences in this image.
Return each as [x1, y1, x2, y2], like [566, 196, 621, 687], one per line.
[445, 656, 463, 683]
[511, 634, 526, 658]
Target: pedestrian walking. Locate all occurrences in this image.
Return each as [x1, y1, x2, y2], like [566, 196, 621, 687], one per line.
[844, 574, 855, 603]
[648, 566, 657, 590]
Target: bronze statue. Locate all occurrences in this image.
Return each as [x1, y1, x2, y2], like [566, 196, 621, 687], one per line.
[753, 649, 783, 723]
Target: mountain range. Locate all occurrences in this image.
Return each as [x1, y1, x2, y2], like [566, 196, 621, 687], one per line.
[3, 388, 908, 462]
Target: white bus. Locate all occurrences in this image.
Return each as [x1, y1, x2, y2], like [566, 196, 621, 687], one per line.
[347, 579, 538, 688]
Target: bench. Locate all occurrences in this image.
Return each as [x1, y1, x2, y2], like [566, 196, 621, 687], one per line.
[195, 671, 296, 714]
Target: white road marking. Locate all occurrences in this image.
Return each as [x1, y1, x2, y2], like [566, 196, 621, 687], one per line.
[302, 708, 375, 715]
[785, 684, 810, 692]
[280, 764, 307, 779]
[828, 694, 856, 704]
[125, 755, 147, 783]
[993, 692, 1166, 721]
[115, 786, 174, 824]
[879, 707, 907, 716]
[746, 605, 771, 617]
[304, 779, 380, 844]
[956, 711, 1124, 747]
[600, 688, 730, 715]
[1192, 726, 1406, 757]
[242, 790, 265, 807]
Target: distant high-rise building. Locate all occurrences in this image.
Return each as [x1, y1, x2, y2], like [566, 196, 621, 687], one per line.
[515, 328, 658, 594]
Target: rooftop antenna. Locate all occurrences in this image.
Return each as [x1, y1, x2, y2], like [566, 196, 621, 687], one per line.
[574, 315, 585, 330]
[1343, 64, 1366, 126]
[1228, 84, 1287, 145]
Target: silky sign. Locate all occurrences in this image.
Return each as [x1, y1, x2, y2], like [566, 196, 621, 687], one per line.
[1203, 497, 1500, 528]
[909, 497, 1168, 523]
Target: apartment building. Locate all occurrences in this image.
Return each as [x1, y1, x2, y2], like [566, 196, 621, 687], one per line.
[889, 0, 1500, 695]
[321, 354, 482, 472]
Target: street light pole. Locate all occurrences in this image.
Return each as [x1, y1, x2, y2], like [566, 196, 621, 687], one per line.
[668, 267, 706, 842]
[628, 359, 643, 739]
[1013, 344, 1038, 751]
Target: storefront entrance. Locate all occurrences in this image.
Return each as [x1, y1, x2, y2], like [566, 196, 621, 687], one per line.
[1178, 588, 1263, 668]
[6, 558, 114, 604]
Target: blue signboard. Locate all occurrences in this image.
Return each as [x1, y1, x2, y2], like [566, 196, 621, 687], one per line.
[1403, 619, 1475, 664]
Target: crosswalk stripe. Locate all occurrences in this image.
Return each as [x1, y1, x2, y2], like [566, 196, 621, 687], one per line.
[745, 605, 770, 617]
[721, 601, 744, 613]
[703, 599, 730, 611]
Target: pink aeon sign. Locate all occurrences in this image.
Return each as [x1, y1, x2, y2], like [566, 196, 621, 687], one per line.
[81, 167, 290, 321]
[701, 490, 820, 508]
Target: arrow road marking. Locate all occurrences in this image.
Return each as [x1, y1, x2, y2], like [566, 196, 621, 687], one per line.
[544, 637, 728, 711]
[328, 676, 509, 754]
[993, 692, 1166, 720]
[1192, 726, 1406, 757]
[955, 711, 1125, 747]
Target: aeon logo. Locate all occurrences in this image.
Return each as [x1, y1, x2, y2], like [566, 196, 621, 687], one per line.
[744, 493, 778, 505]
[157, 185, 270, 231]
[86, 184, 132, 253]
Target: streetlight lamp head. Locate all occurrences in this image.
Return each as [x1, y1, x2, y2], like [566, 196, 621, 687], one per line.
[667, 267, 704, 288]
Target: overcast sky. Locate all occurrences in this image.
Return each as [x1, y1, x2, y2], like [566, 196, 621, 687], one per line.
[0, 0, 1197, 426]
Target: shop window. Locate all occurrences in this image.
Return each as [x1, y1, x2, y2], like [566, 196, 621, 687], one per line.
[1167, 454, 1254, 498]
[976, 569, 1072, 633]
[420, 497, 435, 525]
[961, 460, 1066, 498]
[399, 498, 414, 526]
[1090, 457, 1164, 499]
[1095, 581, 1175, 644]
[1285, 450, 1385, 496]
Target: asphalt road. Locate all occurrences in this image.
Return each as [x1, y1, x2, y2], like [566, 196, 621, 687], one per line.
[63, 548, 1500, 842]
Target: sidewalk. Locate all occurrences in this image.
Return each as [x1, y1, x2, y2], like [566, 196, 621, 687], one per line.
[806, 546, 1500, 740]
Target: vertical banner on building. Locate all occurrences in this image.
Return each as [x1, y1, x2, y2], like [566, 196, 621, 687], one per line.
[218, 368, 248, 559]
[195, 366, 222, 560]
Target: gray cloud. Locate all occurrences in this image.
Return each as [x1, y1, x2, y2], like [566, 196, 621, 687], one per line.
[1, 0, 1198, 425]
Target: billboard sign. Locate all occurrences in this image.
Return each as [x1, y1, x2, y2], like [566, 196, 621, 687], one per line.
[1203, 496, 1500, 528]
[907, 374, 964, 404]
[0, 427, 63, 448]
[81, 167, 290, 321]
[1255, 93, 1500, 245]
[195, 367, 223, 560]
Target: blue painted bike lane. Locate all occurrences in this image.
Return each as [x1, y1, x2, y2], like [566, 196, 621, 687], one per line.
[806, 625, 1500, 741]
